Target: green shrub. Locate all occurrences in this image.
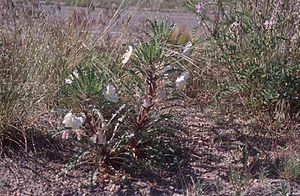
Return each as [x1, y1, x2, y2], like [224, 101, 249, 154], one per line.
[187, 0, 300, 119]
[53, 20, 192, 174]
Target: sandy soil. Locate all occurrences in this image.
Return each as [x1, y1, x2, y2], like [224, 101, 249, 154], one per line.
[0, 98, 299, 195]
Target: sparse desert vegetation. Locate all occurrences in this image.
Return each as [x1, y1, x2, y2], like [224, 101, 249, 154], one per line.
[0, 0, 299, 195]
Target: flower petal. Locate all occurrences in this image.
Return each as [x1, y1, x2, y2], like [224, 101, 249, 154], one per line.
[63, 112, 85, 129]
[176, 72, 190, 89]
[183, 42, 192, 55]
[65, 78, 73, 84]
[122, 45, 133, 64]
[142, 96, 152, 108]
[104, 84, 118, 103]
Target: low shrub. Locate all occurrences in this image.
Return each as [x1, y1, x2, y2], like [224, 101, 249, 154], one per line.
[186, 0, 300, 120]
[52, 19, 193, 174]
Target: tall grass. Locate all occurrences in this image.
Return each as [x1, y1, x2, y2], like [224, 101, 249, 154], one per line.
[0, 0, 131, 139]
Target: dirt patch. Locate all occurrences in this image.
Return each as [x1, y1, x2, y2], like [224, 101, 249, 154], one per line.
[0, 99, 299, 195]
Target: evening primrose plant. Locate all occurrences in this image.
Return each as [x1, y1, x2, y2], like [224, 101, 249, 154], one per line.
[61, 65, 107, 107]
[56, 64, 130, 174]
[122, 36, 191, 161]
[56, 20, 191, 172]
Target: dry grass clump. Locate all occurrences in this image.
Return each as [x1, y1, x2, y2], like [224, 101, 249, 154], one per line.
[0, 0, 128, 140]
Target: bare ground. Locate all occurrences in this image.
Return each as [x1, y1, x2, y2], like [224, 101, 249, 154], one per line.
[0, 97, 299, 195]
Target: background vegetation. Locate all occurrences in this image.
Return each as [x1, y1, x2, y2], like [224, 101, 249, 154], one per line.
[0, 0, 299, 195]
[45, 0, 187, 10]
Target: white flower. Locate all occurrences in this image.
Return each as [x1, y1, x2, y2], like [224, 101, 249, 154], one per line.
[65, 78, 73, 85]
[176, 72, 190, 89]
[183, 41, 192, 56]
[104, 83, 118, 103]
[72, 69, 79, 78]
[142, 96, 152, 108]
[62, 112, 85, 129]
[182, 72, 190, 80]
[158, 88, 167, 99]
[90, 132, 106, 145]
[65, 69, 79, 84]
[122, 45, 133, 64]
